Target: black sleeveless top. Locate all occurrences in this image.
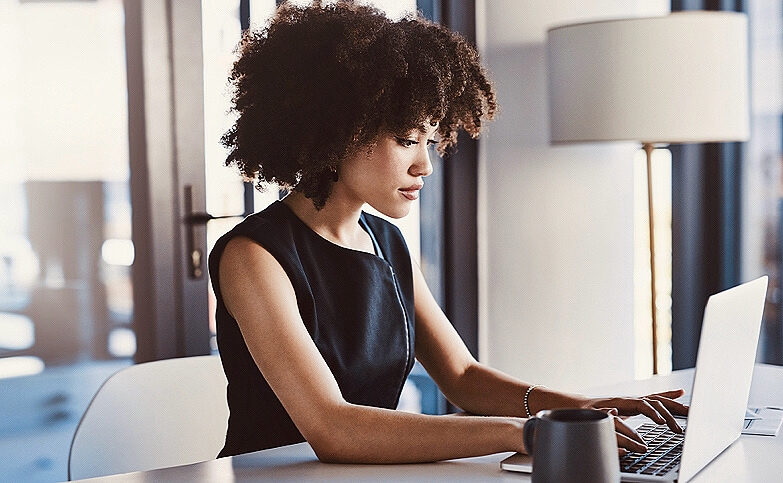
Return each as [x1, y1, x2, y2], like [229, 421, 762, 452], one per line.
[208, 201, 416, 458]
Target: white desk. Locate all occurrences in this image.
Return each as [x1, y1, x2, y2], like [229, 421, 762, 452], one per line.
[74, 364, 783, 482]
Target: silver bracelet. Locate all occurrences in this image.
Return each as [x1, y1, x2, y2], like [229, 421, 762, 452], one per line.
[524, 384, 545, 417]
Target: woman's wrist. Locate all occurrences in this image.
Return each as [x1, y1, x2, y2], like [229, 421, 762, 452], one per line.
[525, 386, 592, 415]
[524, 384, 545, 417]
[505, 417, 528, 454]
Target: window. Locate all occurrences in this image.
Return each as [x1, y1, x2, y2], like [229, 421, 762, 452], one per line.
[743, 0, 783, 364]
[0, 1, 133, 480]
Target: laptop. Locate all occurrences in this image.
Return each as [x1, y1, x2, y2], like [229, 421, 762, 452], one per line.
[501, 275, 768, 482]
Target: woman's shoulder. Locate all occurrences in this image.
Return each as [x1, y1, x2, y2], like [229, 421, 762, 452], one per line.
[220, 201, 296, 242]
[209, 202, 295, 267]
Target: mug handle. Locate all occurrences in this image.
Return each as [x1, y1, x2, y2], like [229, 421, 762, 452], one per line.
[523, 417, 538, 455]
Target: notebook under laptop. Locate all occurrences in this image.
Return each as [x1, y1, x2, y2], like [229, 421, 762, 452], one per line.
[501, 275, 768, 482]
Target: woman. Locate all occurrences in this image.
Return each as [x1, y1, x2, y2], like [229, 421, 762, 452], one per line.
[209, 0, 687, 463]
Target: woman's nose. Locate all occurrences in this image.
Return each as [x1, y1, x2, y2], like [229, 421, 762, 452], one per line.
[411, 146, 433, 178]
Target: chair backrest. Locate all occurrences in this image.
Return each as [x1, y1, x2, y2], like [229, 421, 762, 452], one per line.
[68, 355, 228, 480]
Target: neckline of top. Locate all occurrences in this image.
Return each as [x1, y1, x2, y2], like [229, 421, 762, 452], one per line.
[272, 201, 388, 262]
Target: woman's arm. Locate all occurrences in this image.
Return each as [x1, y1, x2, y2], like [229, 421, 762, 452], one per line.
[412, 260, 585, 416]
[411, 261, 687, 440]
[218, 236, 526, 463]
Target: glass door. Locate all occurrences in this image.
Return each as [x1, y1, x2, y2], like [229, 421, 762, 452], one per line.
[0, 1, 134, 481]
[202, 0, 280, 351]
[743, 0, 783, 364]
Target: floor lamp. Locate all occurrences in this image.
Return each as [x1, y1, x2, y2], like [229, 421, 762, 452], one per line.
[546, 11, 750, 374]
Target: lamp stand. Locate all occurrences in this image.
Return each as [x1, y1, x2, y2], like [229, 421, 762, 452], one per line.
[643, 143, 659, 375]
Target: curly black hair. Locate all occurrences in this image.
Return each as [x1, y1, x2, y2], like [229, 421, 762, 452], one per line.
[221, 0, 497, 209]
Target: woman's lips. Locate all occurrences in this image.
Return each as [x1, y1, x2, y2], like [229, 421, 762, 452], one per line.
[399, 183, 424, 201]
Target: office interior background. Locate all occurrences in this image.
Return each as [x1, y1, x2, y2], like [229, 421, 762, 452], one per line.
[0, 0, 780, 481]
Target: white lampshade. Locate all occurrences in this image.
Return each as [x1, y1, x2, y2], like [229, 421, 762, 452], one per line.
[547, 11, 749, 145]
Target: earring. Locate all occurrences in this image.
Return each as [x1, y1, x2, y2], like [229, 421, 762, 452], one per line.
[330, 166, 339, 182]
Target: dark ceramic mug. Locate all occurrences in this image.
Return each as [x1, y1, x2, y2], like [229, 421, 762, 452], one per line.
[523, 408, 620, 483]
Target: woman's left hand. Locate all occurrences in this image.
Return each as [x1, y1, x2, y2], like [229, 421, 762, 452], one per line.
[583, 389, 690, 434]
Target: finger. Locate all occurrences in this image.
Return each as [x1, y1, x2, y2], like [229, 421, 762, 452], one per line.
[617, 431, 647, 454]
[618, 398, 667, 424]
[595, 397, 662, 421]
[591, 395, 686, 421]
[647, 389, 686, 400]
[645, 398, 684, 433]
[614, 415, 645, 446]
[647, 394, 690, 417]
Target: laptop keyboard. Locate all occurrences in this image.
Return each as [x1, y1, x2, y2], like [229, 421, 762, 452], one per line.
[619, 423, 685, 476]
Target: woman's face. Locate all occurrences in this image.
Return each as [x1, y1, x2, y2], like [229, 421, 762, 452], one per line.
[336, 123, 437, 219]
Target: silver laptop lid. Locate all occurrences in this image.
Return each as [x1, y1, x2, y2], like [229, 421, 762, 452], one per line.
[678, 275, 767, 482]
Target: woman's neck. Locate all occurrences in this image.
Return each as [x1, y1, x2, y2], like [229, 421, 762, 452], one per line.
[282, 191, 373, 253]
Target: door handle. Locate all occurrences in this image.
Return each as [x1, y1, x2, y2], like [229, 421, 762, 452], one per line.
[182, 186, 245, 279]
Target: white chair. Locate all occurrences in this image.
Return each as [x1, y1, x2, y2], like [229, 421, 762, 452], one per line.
[68, 355, 229, 480]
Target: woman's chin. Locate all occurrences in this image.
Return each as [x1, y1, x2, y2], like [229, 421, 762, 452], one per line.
[368, 203, 412, 220]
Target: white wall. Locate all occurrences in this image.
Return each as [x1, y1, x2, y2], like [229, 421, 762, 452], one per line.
[477, 0, 668, 392]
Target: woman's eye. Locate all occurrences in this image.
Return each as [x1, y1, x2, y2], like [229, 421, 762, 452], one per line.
[427, 139, 439, 146]
[395, 137, 418, 147]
